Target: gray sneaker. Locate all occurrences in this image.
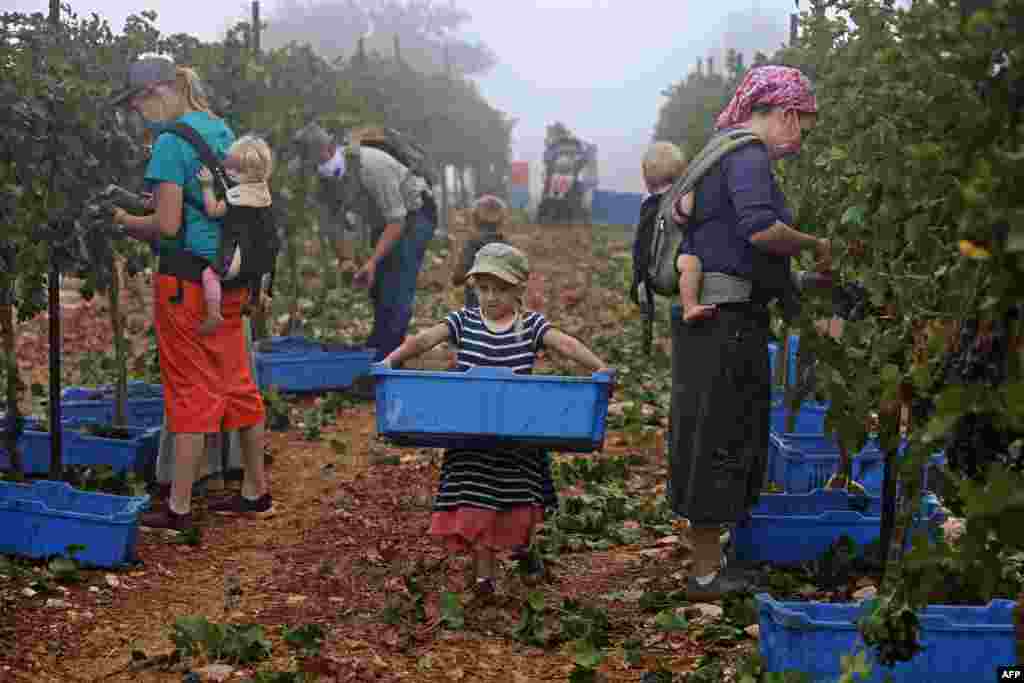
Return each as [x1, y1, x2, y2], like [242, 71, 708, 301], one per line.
[683, 568, 752, 602]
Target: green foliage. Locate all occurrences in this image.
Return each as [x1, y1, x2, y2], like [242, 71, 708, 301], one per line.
[658, 0, 1024, 670]
[302, 406, 322, 441]
[173, 525, 202, 547]
[653, 609, 688, 632]
[552, 453, 642, 489]
[240, 672, 311, 683]
[534, 481, 673, 556]
[61, 465, 147, 497]
[653, 49, 750, 156]
[262, 388, 291, 432]
[735, 649, 814, 683]
[47, 544, 86, 584]
[772, 0, 1024, 669]
[438, 591, 464, 630]
[281, 623, 325, 658]
[169, 615, 272, 665]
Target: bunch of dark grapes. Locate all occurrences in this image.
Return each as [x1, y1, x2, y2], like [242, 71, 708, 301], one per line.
[940, 307, 1023, 482]
[946, 411, 1023, 481]
[832, 281, 871, 321]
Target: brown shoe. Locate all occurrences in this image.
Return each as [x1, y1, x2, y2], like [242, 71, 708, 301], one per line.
[207, 493, 275, 517]
[139, 508, 193, 532]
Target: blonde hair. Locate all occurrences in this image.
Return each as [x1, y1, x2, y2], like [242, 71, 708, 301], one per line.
[642, 141, 686, 188]
[350, 125, 386, 144]
[230, 135, 274, 183]
[174, 66, 217, 118]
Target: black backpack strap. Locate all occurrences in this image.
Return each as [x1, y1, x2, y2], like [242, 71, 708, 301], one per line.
[164, 122, 230, 201]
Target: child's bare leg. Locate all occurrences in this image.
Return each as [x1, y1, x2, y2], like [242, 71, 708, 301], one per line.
[678, 255, 716, 322]
[199, 266, 224, 335]
[473, 546, 496, 594]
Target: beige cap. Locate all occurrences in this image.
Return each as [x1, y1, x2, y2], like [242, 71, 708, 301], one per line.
[466, 242, 529, 286]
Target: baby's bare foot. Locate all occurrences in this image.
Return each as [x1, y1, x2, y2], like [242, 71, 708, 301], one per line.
[199, 313, 224, 336]
[683, 304, 717, 323]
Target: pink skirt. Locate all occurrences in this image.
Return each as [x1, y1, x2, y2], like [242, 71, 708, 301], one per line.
[429, 505, 545, 553]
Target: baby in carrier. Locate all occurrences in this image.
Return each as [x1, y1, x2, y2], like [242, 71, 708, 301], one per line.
[196, 135, 274, 334]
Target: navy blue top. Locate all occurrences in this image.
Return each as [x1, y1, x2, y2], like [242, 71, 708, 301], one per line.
[678, 134, 793, 304]
[445, 308, 552, 374]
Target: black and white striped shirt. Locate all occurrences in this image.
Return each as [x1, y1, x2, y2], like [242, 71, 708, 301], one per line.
[445, 307, 551, 374]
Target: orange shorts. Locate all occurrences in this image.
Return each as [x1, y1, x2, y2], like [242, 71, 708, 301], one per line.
[154, 274, 265, 434]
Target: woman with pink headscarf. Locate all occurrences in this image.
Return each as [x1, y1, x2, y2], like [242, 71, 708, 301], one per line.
[667, 65, 833, 601]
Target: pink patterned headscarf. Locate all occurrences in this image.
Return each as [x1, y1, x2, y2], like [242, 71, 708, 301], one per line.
[716, 65, 817, 130]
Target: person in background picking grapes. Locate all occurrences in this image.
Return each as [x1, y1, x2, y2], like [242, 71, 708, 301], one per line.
[667, 65, 833, 601]
[294, 123, 437, 400]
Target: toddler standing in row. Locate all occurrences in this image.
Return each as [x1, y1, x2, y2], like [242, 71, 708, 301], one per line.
[452, 194, 508, 309]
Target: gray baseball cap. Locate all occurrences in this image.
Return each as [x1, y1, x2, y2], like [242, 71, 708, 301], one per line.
[109, 54, 176, 107]
[293, 122, 334, 158]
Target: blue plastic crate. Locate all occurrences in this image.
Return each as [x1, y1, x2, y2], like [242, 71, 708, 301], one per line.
[735, 489, 945, 565]
[372, 365, 613, 452]
[61, 380, 163, 403]
[0, 421, 159, 475]
[0, 480, 149, 568]
[60, 382, 164, 428]
[61, 397, 164, 429]
[0, 421, 69, 475]
[64, 422, 161, 474]
[252, 336, 326, 355]
[254, 336, 376, 392]
[764, 334, 800, 387]
[766, 431, 886, 494]
[756, 593, 1015, 682]
[770, 397, 831, 435]
[859, 450, 947, 498]
[752, 488, 881, 516]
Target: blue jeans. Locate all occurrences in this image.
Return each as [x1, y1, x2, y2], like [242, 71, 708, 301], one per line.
[412, 197, 437, 272]
[367, 204, 436, 361]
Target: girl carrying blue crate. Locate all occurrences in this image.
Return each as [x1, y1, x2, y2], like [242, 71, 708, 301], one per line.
[380, 242, 614, 596]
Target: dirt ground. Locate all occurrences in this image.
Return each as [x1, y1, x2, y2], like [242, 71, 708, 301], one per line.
[1, 219, 739, 683]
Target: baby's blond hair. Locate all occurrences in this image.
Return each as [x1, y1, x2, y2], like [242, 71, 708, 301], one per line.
[230, 135, 274, 183]
[642, 141, 687, 188]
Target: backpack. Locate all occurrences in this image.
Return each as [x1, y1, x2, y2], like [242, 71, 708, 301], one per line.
[161, 122, 282, 305]
[636, 129, 763, 299]
[351, 126, 438, 186]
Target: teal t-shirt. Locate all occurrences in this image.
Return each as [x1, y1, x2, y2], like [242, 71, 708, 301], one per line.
[144, 111, 235, 261]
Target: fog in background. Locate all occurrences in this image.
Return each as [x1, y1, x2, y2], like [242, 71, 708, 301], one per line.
[10, 0, 797, 192]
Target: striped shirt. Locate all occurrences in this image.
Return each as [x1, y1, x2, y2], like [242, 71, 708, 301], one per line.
[445, 308, 551, 374]
[433, 307, 557, 513]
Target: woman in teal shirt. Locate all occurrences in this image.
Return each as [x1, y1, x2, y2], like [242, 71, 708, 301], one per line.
[110, 55, 272, 531]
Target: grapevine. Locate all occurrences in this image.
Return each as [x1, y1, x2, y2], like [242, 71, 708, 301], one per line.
[858, 598, 924, 667]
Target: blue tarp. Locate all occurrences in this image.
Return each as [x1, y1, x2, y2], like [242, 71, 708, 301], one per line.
[591, 189, 644, 226]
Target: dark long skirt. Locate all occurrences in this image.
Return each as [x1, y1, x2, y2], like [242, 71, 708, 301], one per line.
[667, 303, 771, 525]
